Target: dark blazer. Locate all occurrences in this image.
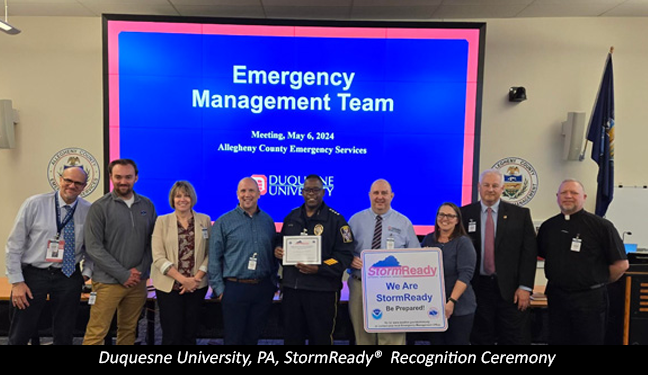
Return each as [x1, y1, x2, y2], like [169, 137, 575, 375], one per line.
[460, 200, 538, 303]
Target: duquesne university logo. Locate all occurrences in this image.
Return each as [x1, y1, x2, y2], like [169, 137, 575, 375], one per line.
[251, 174, 334, 196]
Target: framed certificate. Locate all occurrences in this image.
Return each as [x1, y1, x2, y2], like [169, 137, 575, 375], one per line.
[283, 236, 321, 265]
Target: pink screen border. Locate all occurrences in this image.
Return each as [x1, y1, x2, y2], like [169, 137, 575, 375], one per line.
[106, 21, 481, 235]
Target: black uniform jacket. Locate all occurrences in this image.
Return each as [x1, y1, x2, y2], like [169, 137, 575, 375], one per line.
[280, 201, 354, 292]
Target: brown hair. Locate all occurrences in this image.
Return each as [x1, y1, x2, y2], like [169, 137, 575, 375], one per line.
[434, 202, 467, 241]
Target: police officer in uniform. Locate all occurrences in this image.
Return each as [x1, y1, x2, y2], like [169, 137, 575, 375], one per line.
[537, 179, 628, 345]
[274, 174, 354, 345]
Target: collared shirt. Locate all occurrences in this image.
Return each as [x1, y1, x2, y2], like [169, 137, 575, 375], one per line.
[537, 209, 627, 291]
[5, 191, 93, 283]
[348, 208, 419, 279]
[84, 190, 157, 284]
[208, 206, 278, 296]
[479, 199, 500, 276]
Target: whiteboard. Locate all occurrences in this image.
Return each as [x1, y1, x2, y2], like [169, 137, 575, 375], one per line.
[604, 186, 648, 249]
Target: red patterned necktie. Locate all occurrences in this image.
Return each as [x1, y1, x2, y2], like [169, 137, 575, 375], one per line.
[483, 207, 495, 275]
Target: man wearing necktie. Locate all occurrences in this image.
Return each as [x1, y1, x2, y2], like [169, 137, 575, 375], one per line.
[5, 166, 93, 345]
[460, 169, 538, 345]
[347, 179, 419, 345]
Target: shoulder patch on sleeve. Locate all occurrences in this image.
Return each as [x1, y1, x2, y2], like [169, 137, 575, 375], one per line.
[340, 225, 353, 243]
[323, 258, 338, 266]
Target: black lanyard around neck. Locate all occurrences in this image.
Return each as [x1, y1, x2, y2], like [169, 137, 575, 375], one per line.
[54, 193, 77, 239]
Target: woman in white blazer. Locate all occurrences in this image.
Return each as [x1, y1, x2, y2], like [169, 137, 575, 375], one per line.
[151, 181, 211, 345]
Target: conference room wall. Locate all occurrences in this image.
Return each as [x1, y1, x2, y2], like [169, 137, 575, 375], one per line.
[1, 16, 646, 275]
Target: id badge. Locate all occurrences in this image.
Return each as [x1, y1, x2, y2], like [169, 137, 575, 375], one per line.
[248, 253, 258, 271]
[468, 221, 477, 233]
[46, 239, 65, 263]
[202, 227, 209, 239]
[88, 292, 97, 305]
[571, 238, 582, 252]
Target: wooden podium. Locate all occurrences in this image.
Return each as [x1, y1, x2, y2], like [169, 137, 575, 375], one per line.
[622, 264, 648, 345]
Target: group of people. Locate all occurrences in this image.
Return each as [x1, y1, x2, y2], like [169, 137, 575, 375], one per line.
[5, 159, 629, 346]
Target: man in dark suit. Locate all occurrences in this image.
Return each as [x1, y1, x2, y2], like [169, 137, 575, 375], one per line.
[461, 169, 538, 345]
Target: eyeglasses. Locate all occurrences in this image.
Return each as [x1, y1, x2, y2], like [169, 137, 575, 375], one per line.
[302, 187, 323, 194]
[62, 178, 87, 188]
[437, 213, 458, 220]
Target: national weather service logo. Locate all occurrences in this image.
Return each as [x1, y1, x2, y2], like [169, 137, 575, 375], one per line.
[492, 157, 538, 206]
[47, 147, 100, 198]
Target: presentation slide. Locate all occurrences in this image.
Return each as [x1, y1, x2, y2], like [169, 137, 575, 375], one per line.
[105, 17, 484, 234]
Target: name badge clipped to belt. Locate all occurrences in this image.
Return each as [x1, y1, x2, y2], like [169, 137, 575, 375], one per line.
[46, 237, 65, 263]
[571, 237, 582, 252]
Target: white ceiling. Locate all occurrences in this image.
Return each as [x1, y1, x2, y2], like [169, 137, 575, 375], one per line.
[4, 0, 648, 20]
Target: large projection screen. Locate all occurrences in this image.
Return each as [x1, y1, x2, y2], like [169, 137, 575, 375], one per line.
[103, 15, 485, 235]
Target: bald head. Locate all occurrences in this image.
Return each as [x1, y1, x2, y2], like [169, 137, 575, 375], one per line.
[237, 177, 260, 215]
[59, 166, 88, 204]
[369, 179, 394, 215]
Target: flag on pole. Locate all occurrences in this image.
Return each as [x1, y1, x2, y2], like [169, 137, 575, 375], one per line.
[586, 50, 615, 217]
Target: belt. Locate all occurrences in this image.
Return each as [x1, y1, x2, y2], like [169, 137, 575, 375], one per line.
[226, 277, 261, 284]
[24, 264, 79, 273]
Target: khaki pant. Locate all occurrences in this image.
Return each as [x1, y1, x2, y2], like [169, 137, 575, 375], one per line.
[82, 281, 147, 345]
[347, 276, 406, 345]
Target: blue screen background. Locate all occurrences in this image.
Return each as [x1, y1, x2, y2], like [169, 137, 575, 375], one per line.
[117, 31, 470, 229]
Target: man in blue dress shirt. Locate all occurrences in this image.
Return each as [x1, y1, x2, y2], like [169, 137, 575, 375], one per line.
[5, 166, 93, 345]
[209, 176, 279, 345]
[347, 179, 420, 345]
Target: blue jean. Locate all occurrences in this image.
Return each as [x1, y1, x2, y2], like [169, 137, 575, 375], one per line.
[8, 265, 84, 345]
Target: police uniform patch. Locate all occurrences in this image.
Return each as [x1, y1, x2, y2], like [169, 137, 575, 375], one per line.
[340, 225, 353, 243]
[314, 223, 324, 236]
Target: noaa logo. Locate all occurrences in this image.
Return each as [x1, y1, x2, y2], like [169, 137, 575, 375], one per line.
[371, 308, 383, 320]
[492, 157, 538, 206]
[48, 147, 100, 198]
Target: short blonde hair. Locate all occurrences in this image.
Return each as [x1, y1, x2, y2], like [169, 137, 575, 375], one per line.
[169, 180, 197, 209]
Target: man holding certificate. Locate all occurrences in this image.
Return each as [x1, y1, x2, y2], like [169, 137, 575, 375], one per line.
[274, 174, 354, 345]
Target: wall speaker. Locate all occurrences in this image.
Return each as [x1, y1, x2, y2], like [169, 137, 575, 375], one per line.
[561, 111, 585, 161]
[0, 99, 19, 149]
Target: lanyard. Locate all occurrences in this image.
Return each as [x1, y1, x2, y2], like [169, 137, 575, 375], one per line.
[54, 193, 77, 239]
